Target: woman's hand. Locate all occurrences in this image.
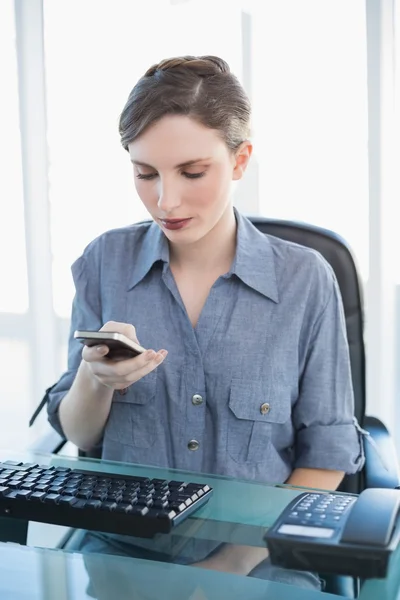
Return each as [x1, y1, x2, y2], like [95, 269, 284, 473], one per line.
[81, 321, 167, 391]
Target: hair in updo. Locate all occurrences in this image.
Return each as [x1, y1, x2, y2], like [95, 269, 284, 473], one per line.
[119, 55, 251, 152]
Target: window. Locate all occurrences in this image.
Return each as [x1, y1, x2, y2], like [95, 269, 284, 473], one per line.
[0, 0, 28, 313]
[251, 0, 369, 281]
[0, 1, 32, 451]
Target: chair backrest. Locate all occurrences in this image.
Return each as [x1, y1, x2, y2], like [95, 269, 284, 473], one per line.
[248, 216, 366, 494]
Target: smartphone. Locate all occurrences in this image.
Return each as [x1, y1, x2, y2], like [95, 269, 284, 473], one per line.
[74, 330, 147, 360]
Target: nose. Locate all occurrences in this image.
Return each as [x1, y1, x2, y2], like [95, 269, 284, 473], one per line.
[157, 179, 181, 214]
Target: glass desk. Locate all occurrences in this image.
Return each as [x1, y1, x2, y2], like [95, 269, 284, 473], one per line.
[0, 449, 400, 599]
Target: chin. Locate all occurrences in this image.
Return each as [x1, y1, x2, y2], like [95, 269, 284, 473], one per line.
[164, 231, 199, 245]
[165, 226, 207, 246]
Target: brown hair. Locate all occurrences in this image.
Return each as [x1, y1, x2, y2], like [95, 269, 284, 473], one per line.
[119, 55, 251, 152]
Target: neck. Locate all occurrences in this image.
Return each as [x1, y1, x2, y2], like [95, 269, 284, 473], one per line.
[169, 206, 237, 272]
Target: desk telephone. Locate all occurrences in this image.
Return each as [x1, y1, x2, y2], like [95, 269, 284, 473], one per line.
[265, 488, 400, 578]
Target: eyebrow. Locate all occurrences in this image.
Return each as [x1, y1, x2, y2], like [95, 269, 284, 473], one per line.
[131, 158, 211, 169]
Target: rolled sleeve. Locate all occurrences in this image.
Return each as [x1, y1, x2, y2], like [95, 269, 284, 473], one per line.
[47, 248, 103, 438]
[293, 269, 365, 474]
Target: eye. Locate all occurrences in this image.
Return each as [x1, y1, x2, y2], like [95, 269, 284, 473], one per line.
[136, 172, 157, 180]
[182, 172, 205, 179]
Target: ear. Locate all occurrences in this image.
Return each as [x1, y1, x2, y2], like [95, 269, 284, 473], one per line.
[232, 141, 253, 181]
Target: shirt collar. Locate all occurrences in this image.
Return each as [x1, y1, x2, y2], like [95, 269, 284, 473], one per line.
[231, 209, 279, 303]
[127, 221, 169, 290]
[127, 210, 279, 303]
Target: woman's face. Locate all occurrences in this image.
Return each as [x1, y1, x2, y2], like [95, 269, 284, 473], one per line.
[128, 115, 251, 245]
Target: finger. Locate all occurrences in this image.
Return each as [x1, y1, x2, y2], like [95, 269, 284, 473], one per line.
[123, 350, 168, 382]
[90, 349, 168, 382]
[100, 349, 166, 378]
[100, 321, 139, 344]
[120, 323, 139, 343]
[98, 355, 166, 389]
[82, 344, 109, 362]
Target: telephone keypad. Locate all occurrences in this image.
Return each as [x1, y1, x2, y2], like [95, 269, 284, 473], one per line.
[286, 493, 357, 529]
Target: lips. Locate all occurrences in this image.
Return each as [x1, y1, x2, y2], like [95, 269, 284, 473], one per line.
[161, 218, 190, 224]
[160, 217, 192, 231]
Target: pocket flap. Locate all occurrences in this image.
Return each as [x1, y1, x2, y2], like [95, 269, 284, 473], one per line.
[228, 378, 291, 424]
[112, 370, 157, 405]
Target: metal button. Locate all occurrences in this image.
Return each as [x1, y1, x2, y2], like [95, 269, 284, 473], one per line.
[188, 440, 199, 451]
[192, 394, 203, 406]
[260, 402, 270, 415]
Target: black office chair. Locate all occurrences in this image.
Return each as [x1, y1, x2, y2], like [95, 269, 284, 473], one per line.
[249, 217, 400, 597]
[27, 216, 400, 598]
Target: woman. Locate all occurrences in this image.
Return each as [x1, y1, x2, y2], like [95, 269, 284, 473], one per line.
[47, 55, 364, 590]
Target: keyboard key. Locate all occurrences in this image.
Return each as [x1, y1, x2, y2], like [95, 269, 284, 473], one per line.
[170, 502, 186, 513]
[16, 490, 32, 499]
[21, 483, 36, 491]
[8, 481, 22, 489]
[52, 478, 68, 486]
[63, 486, 79, 496]
[48, 486, 64, 494]
[21, 463, 39, 470]
[5, 491, 19, 499]
[137, 496, 153, 507]
[115, 502, 134, 513]
[100, 501, 118, 512]
[44, 493, 61, 504]
[0, 486, 10, 497]
[35, 484, 51, 492]
[92, 492, 108, 501]
[77, 490, 93, 499]
[170, 495, 193, 507]
[151, 479, 169, 486]
[85, 499, 102, 510]
[108, 492, 123, 502]
[153, 499, 169, 509]
[30, 492, 47, 501]
[138, 492, 153, 501]
[24, 475, 40, 483]
[59, 496, 79, 507]
[129, 505, 149, 516]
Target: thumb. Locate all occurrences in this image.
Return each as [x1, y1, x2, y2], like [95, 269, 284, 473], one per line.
[82, 344, 109, 362]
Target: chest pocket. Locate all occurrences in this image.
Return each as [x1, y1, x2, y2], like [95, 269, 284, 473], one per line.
[227, 378, 291, 464]
[104, 370, 157, 448]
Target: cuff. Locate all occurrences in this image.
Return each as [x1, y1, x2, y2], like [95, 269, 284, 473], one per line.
[294, 421, 365, 474]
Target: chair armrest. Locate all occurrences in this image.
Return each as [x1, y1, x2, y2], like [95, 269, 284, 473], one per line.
[28, 428, 67, 455]
[363, 415, 400, 489]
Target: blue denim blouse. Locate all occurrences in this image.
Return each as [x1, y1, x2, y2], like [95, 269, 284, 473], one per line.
[47, 210, 364, 484]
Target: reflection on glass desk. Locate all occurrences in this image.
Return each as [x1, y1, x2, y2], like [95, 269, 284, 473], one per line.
[1, 450, 400, 599]
[0, 542, 336, 600]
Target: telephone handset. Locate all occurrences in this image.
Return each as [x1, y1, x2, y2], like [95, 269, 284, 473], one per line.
[265, 488, 400, 578]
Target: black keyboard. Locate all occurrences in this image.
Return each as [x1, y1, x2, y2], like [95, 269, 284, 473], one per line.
[0, 460, 213, 538]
